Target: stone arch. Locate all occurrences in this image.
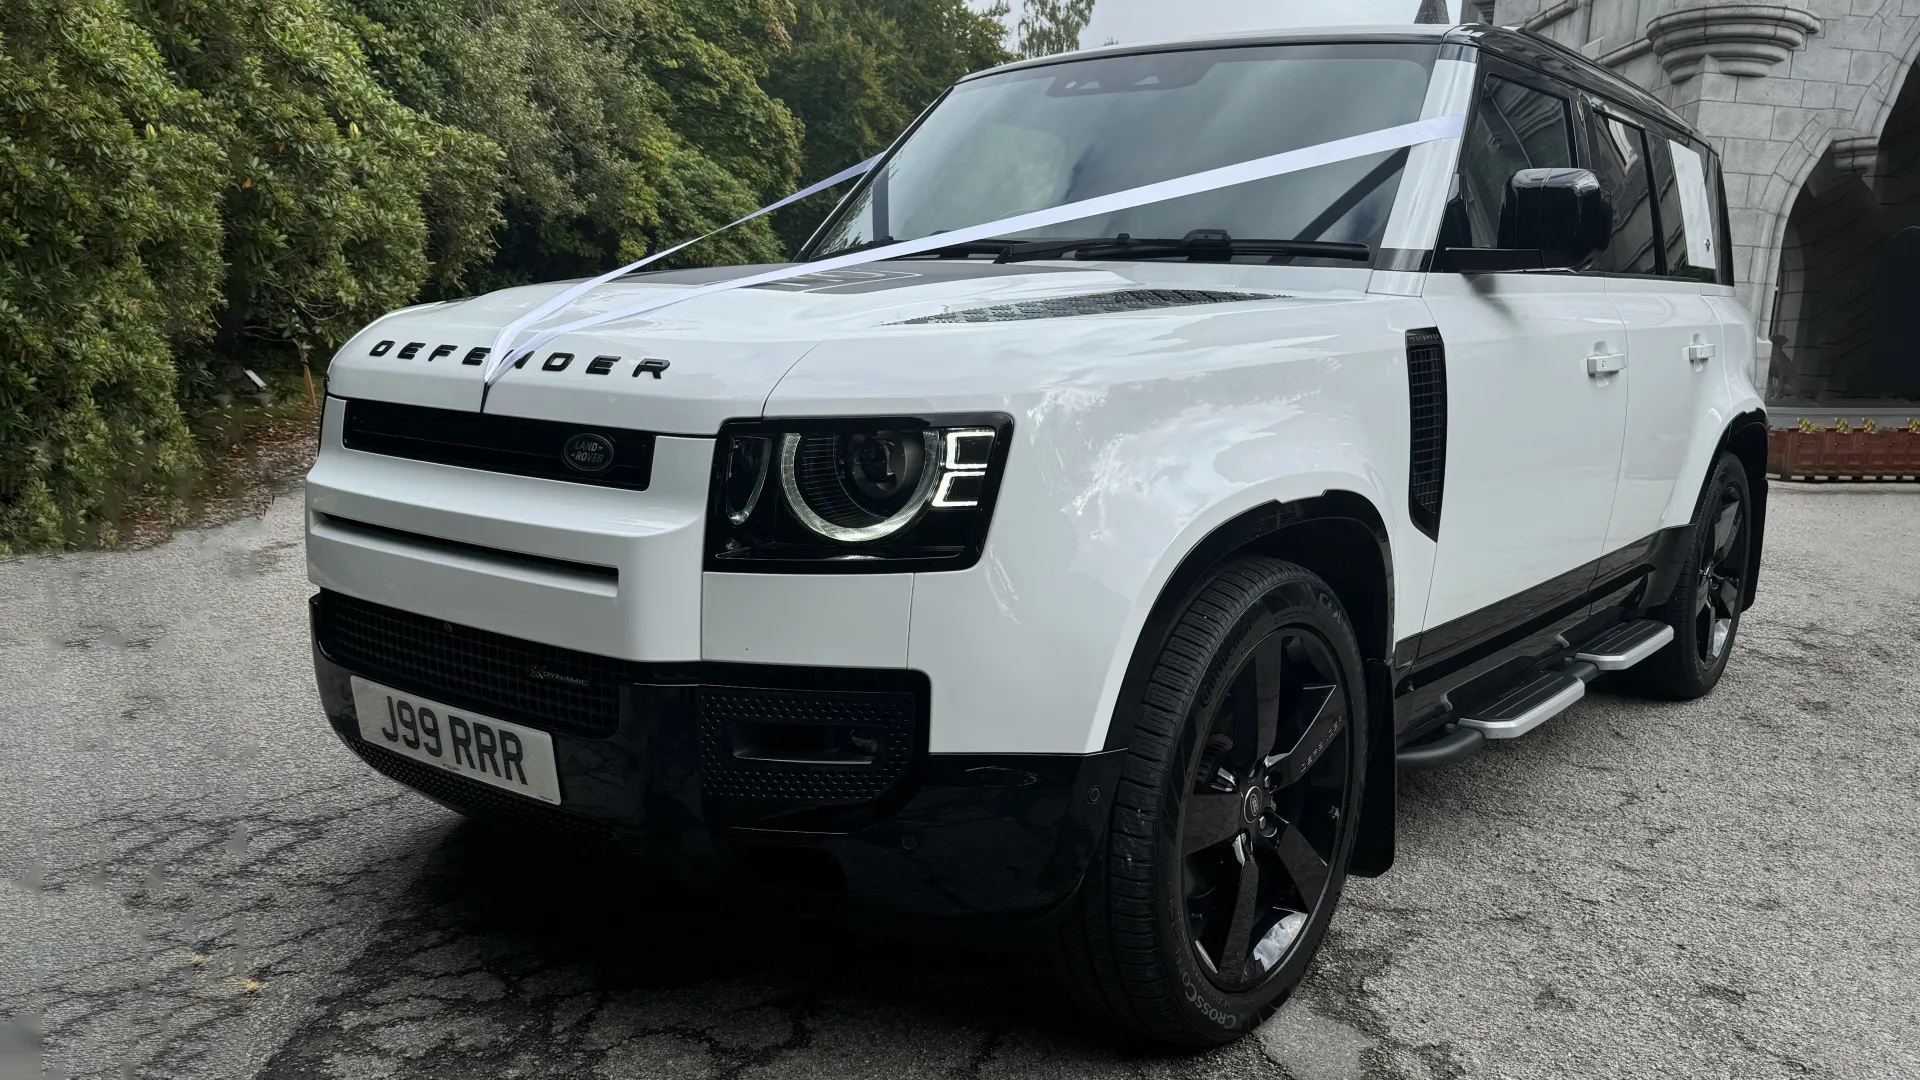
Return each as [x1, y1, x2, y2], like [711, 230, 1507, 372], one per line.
[1763, 19, 1920, 407]
[1747, 0, 1920, 345]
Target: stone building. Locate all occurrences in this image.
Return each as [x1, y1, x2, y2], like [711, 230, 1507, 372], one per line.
[1483, 0, 1920, 420]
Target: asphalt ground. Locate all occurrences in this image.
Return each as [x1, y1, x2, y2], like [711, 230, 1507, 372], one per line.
[2, 483, 1916, 1080]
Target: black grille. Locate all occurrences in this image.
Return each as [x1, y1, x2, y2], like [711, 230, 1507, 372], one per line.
[317, 591, 624, 737]
[1406, 328, 1449, 540]
[900, 289, 1283, 324]
[349, 739, 621, 848]
[341, 398, 655, 491]
[699, 687, 916, 802]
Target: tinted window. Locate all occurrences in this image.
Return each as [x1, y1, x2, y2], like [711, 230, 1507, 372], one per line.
[1449, 75, 1576, 249]
[1591, 114, 1660, 275]
[1650, 137, 1721, 284]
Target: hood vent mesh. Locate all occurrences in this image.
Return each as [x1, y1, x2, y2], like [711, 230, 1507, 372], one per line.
[900, 289, 1283, 325]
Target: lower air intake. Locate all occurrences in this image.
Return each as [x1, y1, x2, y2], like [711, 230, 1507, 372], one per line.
[699, 686, 917, 802]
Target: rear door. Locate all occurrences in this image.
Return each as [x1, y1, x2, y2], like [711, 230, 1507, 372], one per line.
[1589, 104, 1727, 550]
[1419, 65, 1630, 641]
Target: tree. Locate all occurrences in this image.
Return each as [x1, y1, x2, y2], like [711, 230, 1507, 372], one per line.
[0, 0, 226, 551]
[1016, 0, 1095, 60]
[766, 0, 1011, 251]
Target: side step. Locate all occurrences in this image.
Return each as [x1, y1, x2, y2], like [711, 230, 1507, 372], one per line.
[1398, 617, 1679, 769]
[1456, 667, 1589, 740]
[1575, 618, 1674, 670]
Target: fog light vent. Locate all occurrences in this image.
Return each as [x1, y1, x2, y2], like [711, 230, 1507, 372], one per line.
[698, 686, 915, 803]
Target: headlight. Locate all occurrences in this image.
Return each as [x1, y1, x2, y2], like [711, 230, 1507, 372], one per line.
[707, 415, 1011, 572]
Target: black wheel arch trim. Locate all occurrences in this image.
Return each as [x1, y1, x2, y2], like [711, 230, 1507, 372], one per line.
[1722, 409, 1769, 612]
[1098, 493, 1398, 876]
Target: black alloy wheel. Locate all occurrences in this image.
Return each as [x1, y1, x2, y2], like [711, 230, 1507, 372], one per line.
[1692, 478, 1749, 667]
[1047, 558, 1367, 1046]
[1179, 629, 1350, 991]
[1630, 451, 1755, 700]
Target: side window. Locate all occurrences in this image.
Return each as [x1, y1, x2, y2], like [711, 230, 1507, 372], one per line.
[1448, 75, 1576, 250]
[1650, 137, 1720, 284]
[1589, 113, 1660, 275]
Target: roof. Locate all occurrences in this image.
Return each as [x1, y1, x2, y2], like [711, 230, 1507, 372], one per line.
[963, 25, 1460, 82]
[962, 22, 1694, 139]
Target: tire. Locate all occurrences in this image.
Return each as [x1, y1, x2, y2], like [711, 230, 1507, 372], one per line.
[1627, 451, 1755, 700]
[1046, 558, 1368, 1046]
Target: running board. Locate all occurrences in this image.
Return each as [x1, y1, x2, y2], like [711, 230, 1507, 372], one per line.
[1456, 669, 1588, 740]
[1575, 618, 1674, 670]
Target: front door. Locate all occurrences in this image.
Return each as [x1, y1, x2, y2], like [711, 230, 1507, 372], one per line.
[1418, 68, 1629, 640]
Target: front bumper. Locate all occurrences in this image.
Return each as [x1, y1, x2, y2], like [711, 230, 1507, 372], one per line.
[310, 593, 1123, 939]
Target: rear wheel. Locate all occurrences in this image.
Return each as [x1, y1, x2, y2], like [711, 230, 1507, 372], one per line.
[1628, 451, 1754, 700]
[1047, 558, 1367, 1046]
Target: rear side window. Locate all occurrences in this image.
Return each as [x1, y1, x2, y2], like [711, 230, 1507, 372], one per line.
[1451, 75, 1576, 249]
[1649, 138, 1724, 283]
[1590, 114, 1660, 275]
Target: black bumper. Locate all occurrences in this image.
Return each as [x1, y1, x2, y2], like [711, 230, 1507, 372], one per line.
[310, 593, 1123, 941]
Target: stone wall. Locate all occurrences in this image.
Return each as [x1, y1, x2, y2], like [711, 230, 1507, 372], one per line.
[1486, 1, 1920, 393]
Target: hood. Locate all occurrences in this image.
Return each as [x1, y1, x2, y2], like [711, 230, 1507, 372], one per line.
[322, 260, 1346, 434]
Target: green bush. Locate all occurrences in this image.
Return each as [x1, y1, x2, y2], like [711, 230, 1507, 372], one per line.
[0, 0, 226, 553]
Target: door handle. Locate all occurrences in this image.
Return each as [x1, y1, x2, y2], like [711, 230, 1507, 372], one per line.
[1586, 352, 1627, 378]
[1686, 342, 1716, 366]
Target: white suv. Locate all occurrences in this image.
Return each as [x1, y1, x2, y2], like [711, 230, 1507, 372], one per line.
[306, 25, 1767, 1045]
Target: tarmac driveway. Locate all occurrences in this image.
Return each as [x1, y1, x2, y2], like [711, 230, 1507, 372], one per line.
[2, 483, 1916, 1079]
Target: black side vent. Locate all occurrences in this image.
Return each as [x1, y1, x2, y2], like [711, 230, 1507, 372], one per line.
[1406, 328, 1449, 540]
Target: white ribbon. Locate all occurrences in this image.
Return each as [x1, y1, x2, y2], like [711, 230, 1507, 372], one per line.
[484, 115, 1465, 385]
[483, 155, 880, 377]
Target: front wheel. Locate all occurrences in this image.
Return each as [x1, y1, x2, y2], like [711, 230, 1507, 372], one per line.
[1046, 558, 1367, 1046]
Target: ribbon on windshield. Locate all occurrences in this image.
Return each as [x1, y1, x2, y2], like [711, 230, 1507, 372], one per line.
[483, 115, 1465, 386]
[482, 155, 880, 380]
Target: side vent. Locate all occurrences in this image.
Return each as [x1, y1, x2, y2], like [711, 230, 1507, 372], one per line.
[1406, 328, 1449, 540]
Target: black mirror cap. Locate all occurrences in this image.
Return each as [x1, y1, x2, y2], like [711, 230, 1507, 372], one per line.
[1498, 167, 1611, 268]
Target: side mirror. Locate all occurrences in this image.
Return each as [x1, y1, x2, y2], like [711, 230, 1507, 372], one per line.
[1437, 168, 1612, 273]
[1500, 168, 1611, 265]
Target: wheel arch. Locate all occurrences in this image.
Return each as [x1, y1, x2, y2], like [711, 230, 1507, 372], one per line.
[1722, 409, 1770, 610]
[1099, 491, 1400, 877]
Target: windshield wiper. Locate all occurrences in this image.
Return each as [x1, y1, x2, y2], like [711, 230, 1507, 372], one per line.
[996, 231, 1370, 264]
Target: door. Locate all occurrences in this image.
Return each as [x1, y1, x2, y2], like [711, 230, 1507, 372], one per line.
[1419, 69, 1629, 638]
[1590, 108, 1726, 549]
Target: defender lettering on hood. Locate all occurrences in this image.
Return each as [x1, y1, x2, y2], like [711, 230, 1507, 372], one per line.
[365, 340, 672, 380]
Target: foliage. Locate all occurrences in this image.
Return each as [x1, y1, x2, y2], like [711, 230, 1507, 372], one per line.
[767, 0, 1010, 251]
[343, 0, 804, 291]
[0, 0, 225, 553]
[1016, 0, 1094, 60]
[0, 0, 1015, 553]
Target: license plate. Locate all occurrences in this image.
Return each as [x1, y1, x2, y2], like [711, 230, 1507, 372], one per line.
[349, 678, 563, 805]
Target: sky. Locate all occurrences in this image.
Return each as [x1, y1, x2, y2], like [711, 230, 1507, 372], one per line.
[969, 1, 1444, 47]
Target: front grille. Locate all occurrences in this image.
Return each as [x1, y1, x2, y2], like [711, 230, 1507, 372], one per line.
[900, 289, 1283, 324]
[1406, 328, 1449, 539]
[699, 686, 916, 802]
[341, 398, 656, 491]
[317, 591, 624, 737]
[350, 739, 622, 848]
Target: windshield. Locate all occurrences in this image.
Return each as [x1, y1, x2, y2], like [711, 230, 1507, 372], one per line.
[805, 43, 1440, 266]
